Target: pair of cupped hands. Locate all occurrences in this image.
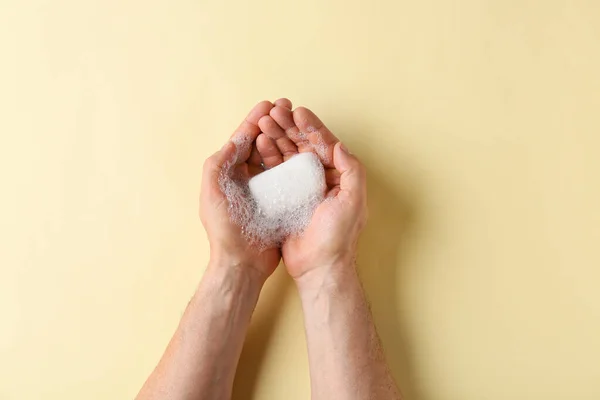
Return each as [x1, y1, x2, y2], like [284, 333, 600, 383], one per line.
[200, 99, 368, 285]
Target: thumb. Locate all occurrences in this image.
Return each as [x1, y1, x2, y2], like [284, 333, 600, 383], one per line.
[333, 142, 366, 198]
[214, 141, 237, 170]
[202, 141, 237, 191]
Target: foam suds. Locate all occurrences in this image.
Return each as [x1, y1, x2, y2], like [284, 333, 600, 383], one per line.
[305, 127, 330, 164]
[249, 152, 326, 241]
[218, 138, 327, 248]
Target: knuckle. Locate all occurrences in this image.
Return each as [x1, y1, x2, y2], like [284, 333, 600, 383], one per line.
[349, 163, 367, 183]
[357, 164, 367, 180]
[258, 99, 273, 108]
[203, 154, 217, 170]
[257, 114, 271, 128]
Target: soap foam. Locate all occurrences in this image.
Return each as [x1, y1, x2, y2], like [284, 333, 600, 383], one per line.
[249, 152, 326, 241]
[218, 137, 326, 248]
[304, 127, 330, 164]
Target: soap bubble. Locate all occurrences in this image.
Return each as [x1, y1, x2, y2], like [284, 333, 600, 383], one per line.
[218, 135, 326, 248]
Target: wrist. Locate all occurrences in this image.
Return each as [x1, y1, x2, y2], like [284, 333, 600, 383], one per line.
[294, 260, 359, 295]
[206, 257, 268, 288]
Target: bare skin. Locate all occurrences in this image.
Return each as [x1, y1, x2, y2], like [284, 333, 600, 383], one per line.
[136, 99, 401, 400]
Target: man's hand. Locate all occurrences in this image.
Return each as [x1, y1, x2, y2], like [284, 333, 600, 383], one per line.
[200, 100, 281, 279]
[282, 140, 367, 281]
[254, 103, 367, 281]
[137, 100, 283, 400]
[256, 100, 401, 400]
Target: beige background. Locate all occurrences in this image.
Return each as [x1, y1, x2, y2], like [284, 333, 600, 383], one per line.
[1, 0, 599, 399]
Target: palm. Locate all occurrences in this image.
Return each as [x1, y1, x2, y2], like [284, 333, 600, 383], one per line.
[281, 199, 340, 278]
[218, 160, 281, 276]
[215, 193, 281, 275]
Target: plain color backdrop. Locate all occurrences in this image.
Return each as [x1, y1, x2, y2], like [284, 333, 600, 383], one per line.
[1, 0, 599, 399]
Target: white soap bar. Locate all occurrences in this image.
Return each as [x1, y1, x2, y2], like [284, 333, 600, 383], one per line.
[249, 152, 326, 221]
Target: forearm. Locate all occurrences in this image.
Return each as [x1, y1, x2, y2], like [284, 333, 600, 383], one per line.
[137, 261, 265, 400]
[297, 264, 401, 400]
